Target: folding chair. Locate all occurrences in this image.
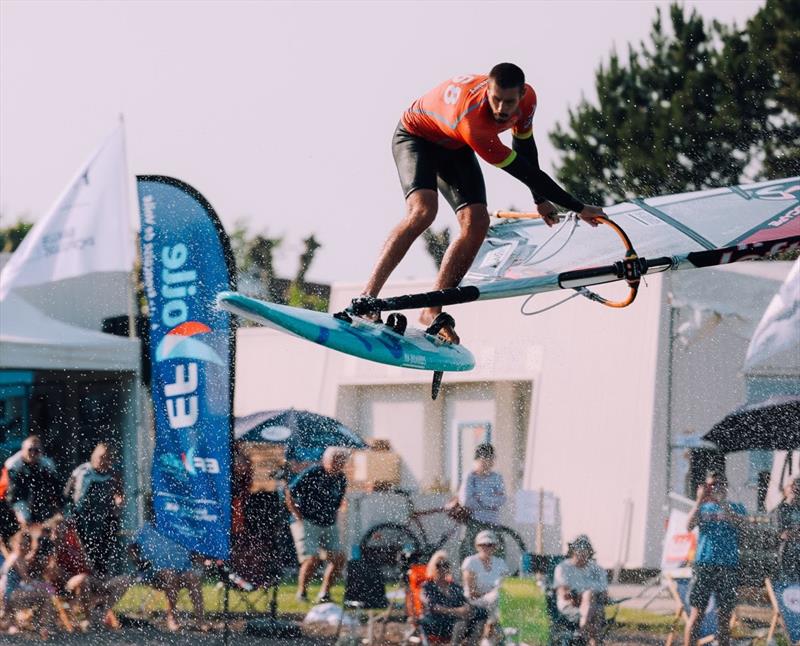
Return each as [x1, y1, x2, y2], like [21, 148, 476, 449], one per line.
[402, 563, 449, 646]
[765, 577, 800, 645]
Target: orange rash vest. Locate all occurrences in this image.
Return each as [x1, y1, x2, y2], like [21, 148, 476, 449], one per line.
[401, 74, 537, 167]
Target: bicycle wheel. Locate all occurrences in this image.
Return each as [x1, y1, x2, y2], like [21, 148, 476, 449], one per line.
[360, 522, 420, 583]
[493, 525, 528, 576]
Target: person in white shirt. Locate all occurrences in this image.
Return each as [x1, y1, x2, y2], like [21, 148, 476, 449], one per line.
[553, 535, 608, 646]
[461, 530, 509, 644]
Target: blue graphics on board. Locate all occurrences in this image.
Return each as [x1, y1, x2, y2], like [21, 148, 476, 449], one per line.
[137, 176, 236, 560]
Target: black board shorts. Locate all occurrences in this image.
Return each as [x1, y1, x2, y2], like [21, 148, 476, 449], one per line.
[392, 122, 487, 212]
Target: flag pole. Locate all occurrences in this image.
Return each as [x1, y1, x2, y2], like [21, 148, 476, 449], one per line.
[119, 113, 138, 340]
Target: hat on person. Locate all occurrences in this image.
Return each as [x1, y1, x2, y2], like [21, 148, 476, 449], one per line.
[474, 443, 495, 460]
[475, 529, 499, 546]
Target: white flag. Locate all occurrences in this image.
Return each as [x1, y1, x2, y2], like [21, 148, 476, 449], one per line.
[744, 258, 800, 375]
[0, 125, 133, 298]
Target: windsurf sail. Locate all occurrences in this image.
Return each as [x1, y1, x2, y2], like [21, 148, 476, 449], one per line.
[360, 177, 800, 313]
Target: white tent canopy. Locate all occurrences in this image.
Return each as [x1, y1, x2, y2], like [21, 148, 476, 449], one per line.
[0, 292, 139, 371]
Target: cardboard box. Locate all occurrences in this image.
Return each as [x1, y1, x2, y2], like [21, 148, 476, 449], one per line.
[240, 443, 286, 492]
[347, 449, 401, 491]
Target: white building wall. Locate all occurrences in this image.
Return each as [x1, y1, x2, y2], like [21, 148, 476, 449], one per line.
[233, 262, 794, 569]
[521, 275, 667, 569]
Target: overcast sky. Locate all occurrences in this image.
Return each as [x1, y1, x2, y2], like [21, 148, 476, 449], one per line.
[1, 0, 764, 284]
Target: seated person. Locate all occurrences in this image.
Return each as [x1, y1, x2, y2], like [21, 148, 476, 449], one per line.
[553, 535, 608, 646]
[36, 516, 130, 631]
[461, 530, 509, 641]
[0, 529, 58, 638]
[420, 550, 488, 646]
[129, 522, 208, 633]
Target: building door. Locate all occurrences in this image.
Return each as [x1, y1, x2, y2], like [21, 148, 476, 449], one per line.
[444, 384, 495, 493]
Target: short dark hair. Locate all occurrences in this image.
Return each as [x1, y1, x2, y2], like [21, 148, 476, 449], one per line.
[707, 470, 728, 484]
[474, 443, 495, 460]
[489, 63, 525, 90]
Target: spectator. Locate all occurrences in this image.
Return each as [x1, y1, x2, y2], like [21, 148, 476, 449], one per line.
[553, 535, 608, 646]
[457, 444, 507, 562]
[63, 443, 124, 576]
[129, 522, 208, 633]
[421, 550, 487, 646]
[5, 436, 62, 528]
[684, 471, 746, 646]
[461, 529, 509, 644]
[37, 515, 130, 631]
[774, 476, 800, 579]
[285, 446, 349, 603]
[0, 529, 58, 638]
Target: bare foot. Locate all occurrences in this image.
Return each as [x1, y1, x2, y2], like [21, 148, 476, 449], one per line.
[166, 615, 180, 633]
[419, 309, 460, 344]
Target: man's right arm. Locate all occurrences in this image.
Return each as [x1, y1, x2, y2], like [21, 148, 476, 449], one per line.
[285, 481, 302, 520]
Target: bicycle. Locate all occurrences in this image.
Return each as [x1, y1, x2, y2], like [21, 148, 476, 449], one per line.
[359, 489, 528, 583]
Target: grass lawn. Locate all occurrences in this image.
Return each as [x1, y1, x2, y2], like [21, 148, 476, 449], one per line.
[115, 577, 672, 645]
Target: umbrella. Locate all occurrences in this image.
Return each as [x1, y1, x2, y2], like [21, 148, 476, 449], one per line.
[234, 408, 367, 461]
[704, 395, 800, 453]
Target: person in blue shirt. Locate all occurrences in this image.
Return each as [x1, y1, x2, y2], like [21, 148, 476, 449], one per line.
[684, 471, 747, 646]
[285, 447, 349, 604]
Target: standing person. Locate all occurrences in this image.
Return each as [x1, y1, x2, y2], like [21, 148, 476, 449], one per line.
[684, 471, 747, 646]
[63, 443, 124, 576]
[285, 447, 349, 603]
[5, 436, 62, 528]
[354, 62, 606, 343]
[457, 444, 506, 563]
[553, 535, 608, 646]
[774, 476, 800, 579]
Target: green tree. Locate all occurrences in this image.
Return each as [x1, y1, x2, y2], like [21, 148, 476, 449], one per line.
[0, 220, 33, 252]
[550, 1, 799, 204]
[287, 234, 328, 311]
[422, 227, 451, 269]
[232, 220, 329, 311]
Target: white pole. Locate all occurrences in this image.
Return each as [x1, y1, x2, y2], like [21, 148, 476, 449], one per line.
[119, 113, 137, 340]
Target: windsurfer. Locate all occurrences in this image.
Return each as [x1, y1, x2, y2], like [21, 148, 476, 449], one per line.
[358, 62, 606, 343]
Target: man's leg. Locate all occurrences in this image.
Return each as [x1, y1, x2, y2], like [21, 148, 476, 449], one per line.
[181, 572, 207, 628]
[363, 189, 438, 301]
[419, 204, 490, 343]
[716, 568, 737, 646]
[683, 606, 703, 646]
[155, 571, 181, 632]
[298, 556, 320, 597]
[320, 549, 345, 598]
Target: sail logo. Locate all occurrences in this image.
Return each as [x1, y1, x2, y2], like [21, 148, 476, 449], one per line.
[156, 321, 224, 365]
[754, 182, 800, 201]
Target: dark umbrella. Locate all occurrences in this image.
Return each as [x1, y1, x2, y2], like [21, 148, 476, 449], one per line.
[234, 408, 367, 461]
[704, 395, 800, 453]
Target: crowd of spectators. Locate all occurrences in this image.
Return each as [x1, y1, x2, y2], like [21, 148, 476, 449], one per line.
[0, 436, 132, 636]
[0, 431, 797, 644]
[0, 435, 211, 637]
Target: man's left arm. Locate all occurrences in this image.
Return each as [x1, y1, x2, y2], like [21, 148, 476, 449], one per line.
[512, 134, 554, 214]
